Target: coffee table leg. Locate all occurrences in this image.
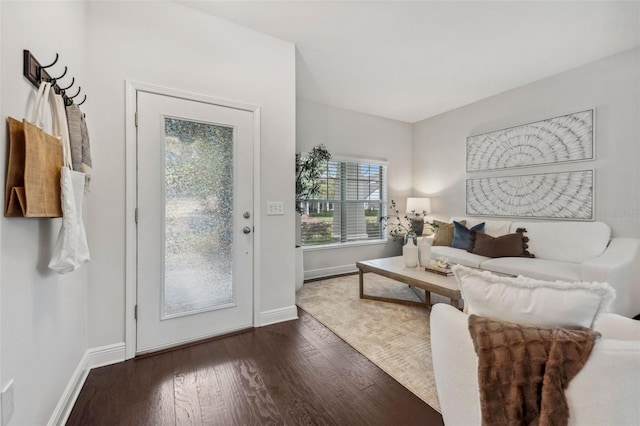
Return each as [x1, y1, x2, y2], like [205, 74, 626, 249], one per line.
[425, 291, 431, 308]
[359, 268, 364, 299]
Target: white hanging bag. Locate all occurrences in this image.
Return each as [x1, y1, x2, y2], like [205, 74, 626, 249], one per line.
[48, 92, 90, 273]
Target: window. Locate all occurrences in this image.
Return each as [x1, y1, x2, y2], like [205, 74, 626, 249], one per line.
[300, 160, 387, 246]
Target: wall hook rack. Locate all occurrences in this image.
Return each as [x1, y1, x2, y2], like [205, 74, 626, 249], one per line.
[23, 49, 87, 107]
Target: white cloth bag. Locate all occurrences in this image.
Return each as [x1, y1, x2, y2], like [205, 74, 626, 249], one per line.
[48, 92, 90, 273]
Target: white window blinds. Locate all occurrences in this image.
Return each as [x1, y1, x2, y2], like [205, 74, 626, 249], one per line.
[300, 160, 387, 246]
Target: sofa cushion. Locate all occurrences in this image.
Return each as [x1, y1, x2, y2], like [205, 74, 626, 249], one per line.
[470, 228, 534, 258]
[451, 221, 485, 250]
[452, 216, 511, 237]
[480, 257, 581, 282]
[431, 245, 490, 268]
[509, 221, 610, 263]
[432, 220, 465, 246]
[452, 265, 615, 328]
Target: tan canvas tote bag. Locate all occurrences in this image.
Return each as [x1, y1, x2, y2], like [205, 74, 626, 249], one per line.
[5, 82, 63, 217]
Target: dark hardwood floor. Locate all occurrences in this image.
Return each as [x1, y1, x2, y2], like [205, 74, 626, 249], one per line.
[67, 308, 443, 425]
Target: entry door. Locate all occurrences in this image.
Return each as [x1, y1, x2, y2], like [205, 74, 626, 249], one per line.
[136, 91, 254, 354]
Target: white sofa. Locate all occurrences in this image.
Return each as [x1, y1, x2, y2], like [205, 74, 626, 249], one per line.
[430, 217, 640, 318]
[431, 303, 640, 426]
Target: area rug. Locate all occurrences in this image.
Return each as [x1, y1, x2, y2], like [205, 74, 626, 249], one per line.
[296, 273, 443, 412]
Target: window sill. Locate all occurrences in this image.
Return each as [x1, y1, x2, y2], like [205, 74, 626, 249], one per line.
[302, 239, 395, 252]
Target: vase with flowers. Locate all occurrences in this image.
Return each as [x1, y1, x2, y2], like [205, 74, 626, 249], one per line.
[380, 199, 430, 245]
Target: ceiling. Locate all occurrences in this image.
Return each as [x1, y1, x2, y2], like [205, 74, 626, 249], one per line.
[180, 1, 640, 123]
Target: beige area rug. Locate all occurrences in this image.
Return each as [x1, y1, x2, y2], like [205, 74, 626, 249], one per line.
[296, 273, 444, 413]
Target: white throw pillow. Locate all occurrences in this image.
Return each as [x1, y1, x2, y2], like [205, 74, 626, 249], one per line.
[452, 265, 615, 328]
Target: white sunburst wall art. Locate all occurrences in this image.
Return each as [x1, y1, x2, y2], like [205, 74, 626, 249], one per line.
[466, 170, 594, 220]
[466, 110, 594, 172]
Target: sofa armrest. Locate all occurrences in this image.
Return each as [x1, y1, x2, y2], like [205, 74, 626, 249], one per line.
[430, 304, 481, 425]
[581, 238, 640, 318]
[568, 337, 640, 425]
[593, 313, 640, 341]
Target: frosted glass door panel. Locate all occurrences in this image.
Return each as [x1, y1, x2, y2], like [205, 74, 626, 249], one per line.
[163, 117, 234, 318]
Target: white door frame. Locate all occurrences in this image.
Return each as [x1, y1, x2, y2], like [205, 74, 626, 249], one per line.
[124, 81, 261, 360]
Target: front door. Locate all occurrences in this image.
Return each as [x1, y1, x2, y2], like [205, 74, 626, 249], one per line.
[136, 91, 254, 354]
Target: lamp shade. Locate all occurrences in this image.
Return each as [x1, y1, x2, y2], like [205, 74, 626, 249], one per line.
[406, 197, 431, 215]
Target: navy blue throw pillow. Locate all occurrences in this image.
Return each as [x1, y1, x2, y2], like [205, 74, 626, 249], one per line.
[450, 221, 485, 250]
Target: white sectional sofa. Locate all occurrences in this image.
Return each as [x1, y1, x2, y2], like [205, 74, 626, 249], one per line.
[430, 217, 640, 318]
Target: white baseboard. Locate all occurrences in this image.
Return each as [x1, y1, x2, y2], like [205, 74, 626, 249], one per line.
[87, 342, 127, 369]
[259, 305, 298, 326]
[48, 343, 126, 426]
[47, 352, 89, 426]
[304, 264, 358, 280]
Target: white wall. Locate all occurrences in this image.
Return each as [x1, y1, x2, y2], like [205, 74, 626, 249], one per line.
[413, 48, 640, 238]
[86, 1, 296, 347]
[1, 2, 89, 425]
[297, 99, 412, 277]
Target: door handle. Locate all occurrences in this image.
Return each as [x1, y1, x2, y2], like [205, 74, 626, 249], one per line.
[242, 226, 252, 234]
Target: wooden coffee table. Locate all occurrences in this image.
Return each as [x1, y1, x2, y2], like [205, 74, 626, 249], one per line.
[356, 256, 462, 310]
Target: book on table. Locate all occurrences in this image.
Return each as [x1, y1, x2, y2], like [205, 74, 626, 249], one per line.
[425, 262, 453, 276]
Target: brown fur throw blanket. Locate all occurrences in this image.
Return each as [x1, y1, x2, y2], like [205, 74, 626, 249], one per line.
[468, 315, 600, 426]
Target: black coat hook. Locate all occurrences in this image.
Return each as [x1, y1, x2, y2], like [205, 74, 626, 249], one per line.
[68, 86, 81, 99]
[40, 53, 59, 69]
[59, 77, 75, 93]
[77, 95, 87, 106]
[52, 66, 67, 81]
[49, 66, 68, 86]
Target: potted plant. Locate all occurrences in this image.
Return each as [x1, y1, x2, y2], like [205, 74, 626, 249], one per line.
[296, 145, 332, 214]
[295, 144, 332, 291]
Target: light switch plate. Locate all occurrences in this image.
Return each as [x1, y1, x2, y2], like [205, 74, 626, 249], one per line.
[266, 201, 284, 216]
